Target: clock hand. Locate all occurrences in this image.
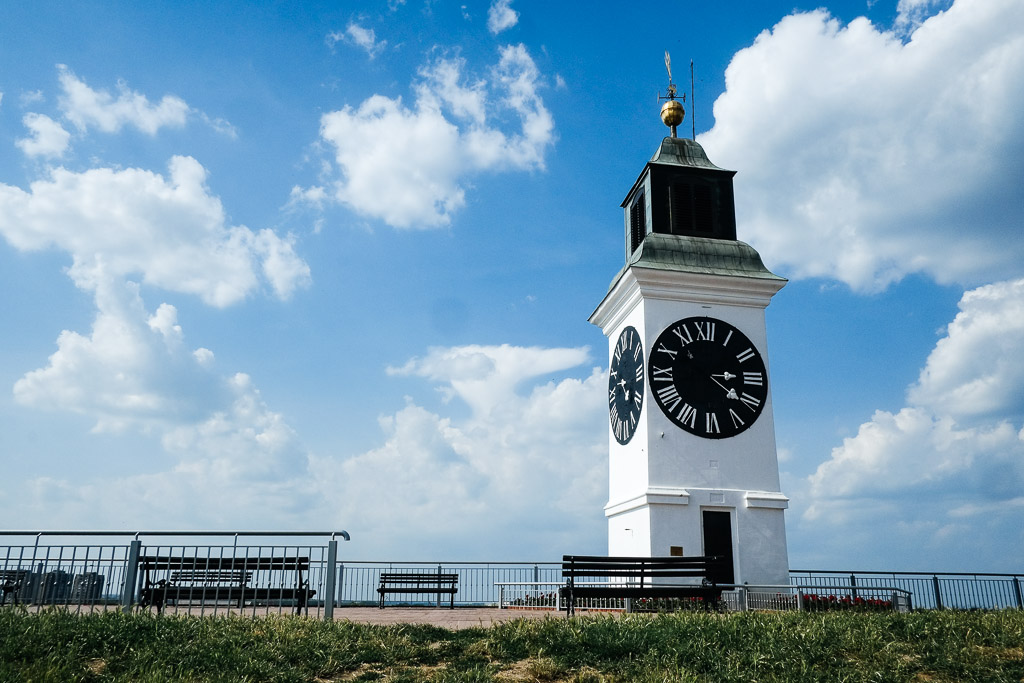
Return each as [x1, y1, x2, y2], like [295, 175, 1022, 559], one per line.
[709, 375, 741, 400]
[710, 372, 736, 381]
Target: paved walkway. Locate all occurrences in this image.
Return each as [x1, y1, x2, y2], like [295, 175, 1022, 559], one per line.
[330, 607, 556, 629]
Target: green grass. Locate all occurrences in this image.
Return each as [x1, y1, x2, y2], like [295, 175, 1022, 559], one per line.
[2, 608, 1024, 682]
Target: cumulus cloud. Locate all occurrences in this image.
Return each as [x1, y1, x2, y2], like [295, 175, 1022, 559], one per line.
[329, 22, 387, 58]
[297, 44, 554, 228]
[800, 279, 1024, 569]
[57, 65, 189, 135]
[16, 113, 70, 158]
[13, 277, 228, 433]
[312, 344, 607, 558]
[487, 0, 519, 34]
[701, 0, 1024, 291]
[0, 156, 310, 305]
[9, 342, 607, 558]
[9, 269, 314, 528]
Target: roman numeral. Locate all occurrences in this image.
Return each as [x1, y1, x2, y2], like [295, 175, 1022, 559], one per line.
[633, 392, 642, 408]
[740, 392, 761, 411]
[729, 408, 744, 428]
[633, 341, 642, 361]
[656, 343, 678, 360]
[722, 329, 733, 347]
[651, 366, 673, 382]
[672, 324, 693, 346]
[743, 371, 763, 386]
[695, 321, 716, 341]
[656, 385, 681, 411]
[706, 411, 720, 434]
[608, 388, 616, 405]
[736, 348, 756, 363]
[678, 402, 697, 428]
[636, 365, 644, 382]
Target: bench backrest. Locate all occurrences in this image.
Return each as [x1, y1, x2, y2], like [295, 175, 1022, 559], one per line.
[169, 570, 250, 586]
[0, 570, 29, 583]
[138, 556, 310, 572]
[562, 555, 725, 585]
[379, 572, 458, 585]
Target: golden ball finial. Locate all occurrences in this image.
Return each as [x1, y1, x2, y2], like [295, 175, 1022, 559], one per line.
[661, 99, 685, 129]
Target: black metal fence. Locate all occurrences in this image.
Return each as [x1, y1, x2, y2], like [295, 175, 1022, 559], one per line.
[2, 532, 1022, 617]
[790, 570, 1024, 610]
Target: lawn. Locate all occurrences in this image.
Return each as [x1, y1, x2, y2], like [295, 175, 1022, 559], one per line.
[2, 607, 1024, 681]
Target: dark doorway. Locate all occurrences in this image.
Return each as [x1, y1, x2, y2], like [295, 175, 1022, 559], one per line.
[702, 510, 735, 584]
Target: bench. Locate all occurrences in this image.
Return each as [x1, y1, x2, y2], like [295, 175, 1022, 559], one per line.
[560, 555, 726, 616]
[137, 556, 315, 614]
[0, 570, 29, 605]
[377, 572, 458, 609]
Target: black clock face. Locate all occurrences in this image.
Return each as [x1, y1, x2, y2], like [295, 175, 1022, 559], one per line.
[648, 317, 768, 439]
[608, 326, 644, 445]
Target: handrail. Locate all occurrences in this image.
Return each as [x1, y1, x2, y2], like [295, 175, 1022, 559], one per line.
[0, 530, 350, 540]
[793, 569, 1021, 578]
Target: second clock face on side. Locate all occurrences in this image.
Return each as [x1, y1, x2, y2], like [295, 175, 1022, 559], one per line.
[608, 326, 644, 445]
[648, 317, 768, 439]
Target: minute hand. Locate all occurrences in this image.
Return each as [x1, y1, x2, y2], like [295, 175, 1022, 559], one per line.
[709, 373, 740, 400]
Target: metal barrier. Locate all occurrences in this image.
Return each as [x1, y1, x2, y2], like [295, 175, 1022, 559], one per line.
[496, 582, 913, 613]
[337, 562, 562, 606]
[789, 570, 1024, 610]
[1, 533, 1019, 617]
[0, 531, 349, 618]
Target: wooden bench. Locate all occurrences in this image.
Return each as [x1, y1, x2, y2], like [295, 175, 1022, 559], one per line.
[377, 572, 458, 609]
[0, 570, 29, 605]
[137, 556, 315, 614]
[560, 555, 726, 616]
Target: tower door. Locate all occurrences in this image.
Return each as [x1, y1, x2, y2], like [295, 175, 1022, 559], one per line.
[702, 510, 735, 585]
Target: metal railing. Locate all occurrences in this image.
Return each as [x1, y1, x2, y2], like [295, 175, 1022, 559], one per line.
[338, 562, 562, 606]
[0, 531, 349, 618]
[495, 582, 913, 613]
[1, 533, 1020, 617]
[790, 570, 1024, 610]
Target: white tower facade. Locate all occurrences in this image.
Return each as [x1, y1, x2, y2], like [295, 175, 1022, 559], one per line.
[590, 135, 790, 586]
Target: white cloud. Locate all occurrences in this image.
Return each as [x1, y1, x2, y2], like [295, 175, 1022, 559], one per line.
[7, 342, 607, 559]
[799, 279, 1024, 569]
[330, 22, 387, 58]
[907, 280, 1024, 422]
[300, 44, 554, 228]
[895, 0, 952, 35]
[701, 0, 1024, 291]
[8, 269, 315, 527]
[0, 156, 310, 306]
[487, 0, 519, 34]
[13, 277, 229, 433]
[16, 113, 70, 158]
[390, 344, 591, 417]
[57, 65, 189, 135]
[312, 344, 607, 558]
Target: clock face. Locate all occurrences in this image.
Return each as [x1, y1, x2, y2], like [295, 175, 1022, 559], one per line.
[648, 317, 768, 439]
[608, 326, 645, 445]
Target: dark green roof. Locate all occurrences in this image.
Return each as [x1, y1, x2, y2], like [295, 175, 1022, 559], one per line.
[649, 136, 730, 172]
[606, 233, 786, 293]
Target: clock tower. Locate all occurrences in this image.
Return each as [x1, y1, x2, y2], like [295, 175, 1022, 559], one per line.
[590, 82, 790, 586]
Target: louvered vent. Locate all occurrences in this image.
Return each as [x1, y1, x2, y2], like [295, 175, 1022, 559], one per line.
[670, 182, 714, 235]
[629, 191, 646, 253]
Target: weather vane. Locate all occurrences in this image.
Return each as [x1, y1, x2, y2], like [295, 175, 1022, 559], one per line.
[658, 51, 685, 138]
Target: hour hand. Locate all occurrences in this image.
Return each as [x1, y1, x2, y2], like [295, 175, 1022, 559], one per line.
[709, 373, 740, 400]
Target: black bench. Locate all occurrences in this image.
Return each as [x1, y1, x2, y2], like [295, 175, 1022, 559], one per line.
[560, 555, 726, 616]
[377, 572, 458, 609]
[137, 556, 315, 614]
[0, 570, 29, 605]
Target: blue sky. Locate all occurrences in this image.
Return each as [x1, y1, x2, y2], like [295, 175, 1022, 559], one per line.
[1, 0, 1022, 571]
